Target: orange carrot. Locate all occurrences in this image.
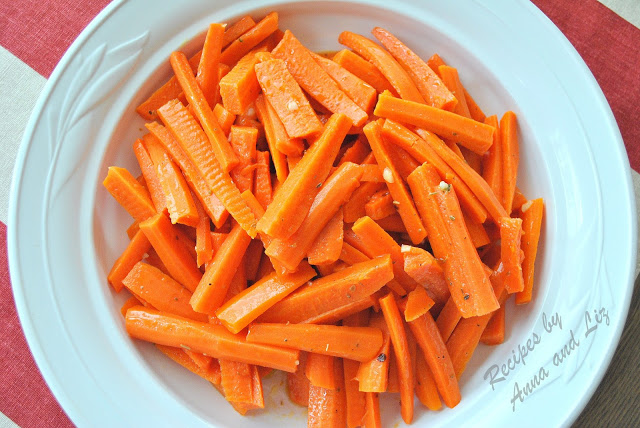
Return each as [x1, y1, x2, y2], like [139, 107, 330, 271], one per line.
[339, 242, 370, 266]
[357, 311, 390, 392]
[255, 59, 323, 139]
[332, 49, 395, 95]
[139, 212, 202, 292]
[222, 16, 257, 48]
[480, 305, 505, 345]
[343, 181, 385, 223]
[516, 198, 544, 304]
[379, 293, 413, 424]
[403, 286, 435, 322]
[499, 217, 525, 293]
[215, 262, 316, 334]
[259, 256, 393, 324]
[308, 362, 346, 428]
[170, 51, 239, 172]
[107, 229, 151, 292]
[341, 312, 369, 426]
[310, 51, 377, 114]
[246, 323, 383, 362]
[213, 103, 236, 135]
[219, 359, 264, 412]
[415, 349, 443, 411]
[220, 12, 279, 66]
[364, 121, 426, 244]
[364, 189, 395, 220]
[196, 23, 224, 108]
[229, 125, 258, 193]
[144, 135, 199, 227]
[482, 115, 502, 202]
[401, 245, 449, 311]
[387, 144, 420, 181]
[374, 214, 407, 233]
[307, 208, 344, 266]
[157, 99, 257, 237]
[272, 31, 368, 127]
[500, 111, 519, 214]
[120, 295, 143, 317]
[381, 119, 488, 224]
[287, 352, 310, 406]
[372, 27, 456, 110]
[258, 113, 351, 239]
[145, 122, 229, 228]
[253, 150, 273, 210]
[156, 345, 221, 385]
[464, 211, 491, 248]
[266, 162, 362, 271]
[435, 298, 461, 342]
[133, 139, 166, 212]
[339, 31, 424, 104]
[190, 222, 252, 314]
[512, 187, 528, 212]
[254, 95, 289, 182]
[338, 135, 371, 166]
[264, 95, 305, 157]
[219, 49, 264, 115]
[306, 353, 337, 389]
[437, 65, 470, 118]
[103, 166, 156, 222]
[362, 392, 382, 428]
[243, 239, 263, 282]
[125, 306, 300, 372]
[122, 262, 208, 322]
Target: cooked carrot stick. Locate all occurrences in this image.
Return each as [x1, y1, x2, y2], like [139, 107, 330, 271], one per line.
[482, 115, 502, 202]
[500, 217, 525, 293]
[512, 187, 528, 212]
[381, 119, 488, 224]
[139, 212, 202, 292]
[516, 198, 544, 304]
[196, 23, 224, 108]
[219, 49, 264, 115]
[190, 222, 252, 314]
[144, 135, 199, 227]
[362, 392, 382, 428]
[306, 353, 337, 389]
[272, 31, 368, 127]
[338, 135, 371, 166]
[364, 121, 426, 244]
[253, 150, 273, 210]
[308, 362, 346, 428]
[120, 295, 143, 317]
[351, 216, 419, 292]
[258, 113, 351, 239]
[126, 306, 300, 372]
[145, 122, 229, 227]
[219, 359, 257, 407]
[157, 99, 257, 237]
[304, 293, 381, 325]
[264, 95, 305, 157]
[287, 352, 310, 406]
[222, 16, 257, 48]
[464, 211, 491, 248]
[229, 125, 258, 193]
[372, 27, 456, 110]
[403, 286, 435, 322]
[213, 104, 237, 137]
[500, 111, 519, 214]
[415, 128, 507, 223]
[259, 255, 393, 324]
[364, 189, 395, 220]
[307, 208, 344, 266]
[214, 262, 316, 334]
[107, 229, 151, 292]
[374, 213, 407, 233]
[401, 245, 449, 311]
[480, 305, 505, 345]
[339, 31, 424, 104]
[415, 349, 443, 411]
[437, 65, 470, 118]
[387, 144, 420, 181]
[224, 364, 265, 415]
[133, 139, 166, 212]
[156, 345, 221, 385]
[220, 12, 279, 66]
[379, 293, 414, 424]
[246, 323, 383, 362]
[103, 166, 156, 222]
[357, 311, 390, 392]
[254, 95, 289, 182]
[343, 181, 385, 223]
[310, 51, 377, 114]
[243, 239, 263, 282]
[170, 51, 239, 172]
[339, 242, 370, 266]
[332, 49, 395, 95]
[431, 54, 486, 121]
[344, 355, 366, 427]
[266, 162, 362, 270]
[435, 297, 462, 342]
[122, 262, 208, 322]
[255, 59, 323, 139]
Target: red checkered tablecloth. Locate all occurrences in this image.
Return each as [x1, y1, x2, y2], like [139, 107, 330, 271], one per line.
[0, 0, 638, 426]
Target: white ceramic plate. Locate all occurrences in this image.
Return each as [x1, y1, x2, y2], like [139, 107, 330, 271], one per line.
[9, 0, 636, 427]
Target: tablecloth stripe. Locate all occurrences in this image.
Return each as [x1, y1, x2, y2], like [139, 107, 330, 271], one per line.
[599, 0, 640, 29]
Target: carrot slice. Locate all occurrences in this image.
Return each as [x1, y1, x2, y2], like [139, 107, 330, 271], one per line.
[103, 166, 156, 222]
[126, 306, 300, 372]
[500, 111, 519, 214]
[306, 353, 337, 389]
[170, 51, 239, 172]
[338, 135, 371, 166]
[308, 361, 346, 428]
[255, 59, 323, 139]
[480, 305, 505, 345]
[516, 198, 544, 304]
[482, 115, 502, 202]
[403, 286, 435, 322]
[437, 65, 470, 117]
[264, 95, 305, 157]
[287, 352, 310, 406]
[157, 99, 257, 237]
[139, 212, 202, 292]
[215, 262, 316, 334]
[133, 139, 166, 212]
[464, 211, 491, 248]
[259, 256, 393, 324]
[364, 121, 426, 244]
[107, 229, 151, 292]
[229, 125, 258, 193]
[246, 323, 383, 362]
[190, 222, 252, 314]
[364, 189, 395, 220]
[341, 312, 369, 426]
[196, 23, 224, 108]
[379, 293, 414, 424]
[266, 162, 362, 271]
[343, 181, 385, 223]
[120, 295, 143, 317]
[500, 217, 525, 293]
[122, 262, 208, 322]
[157, 345, 221, 385]
[307, 208, 344, 266]
[257, 113, 351, 240]
[219, 359, 264, 411]
[374, 213, 407, 234]
[415, 350, 442, 411]
[362, 392, 382, 428]
[332, 49, 395, 95]
[435, 298, 461, 342]
[372, 27, 456, 110]
[254, 95, 289, 182]
[272, 31, 368, 127]
[512, 187, 528, 212]
[219, 49, 264, 115]
[357, 311, 390, 392]
[220, 12, 279, 66]
[401, 245, 449, 311]
[339, 31, 424, 103]
[253, 150, 273, 210]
